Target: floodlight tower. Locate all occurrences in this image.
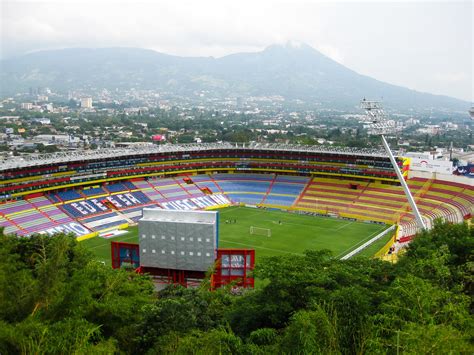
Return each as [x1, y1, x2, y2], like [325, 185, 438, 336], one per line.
[360, 99, 426, 230]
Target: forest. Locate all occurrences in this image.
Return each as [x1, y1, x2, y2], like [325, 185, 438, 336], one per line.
[0, 221, 472, 354]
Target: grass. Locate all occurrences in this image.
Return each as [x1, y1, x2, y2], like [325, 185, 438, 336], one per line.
[81, 206, 390, 266]
[357, 231, 394, 258]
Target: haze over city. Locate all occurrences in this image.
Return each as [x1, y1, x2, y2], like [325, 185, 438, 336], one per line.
[2, 0, 472, 101]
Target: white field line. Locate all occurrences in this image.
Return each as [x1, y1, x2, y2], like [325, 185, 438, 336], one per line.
[334, 221, 354, 231]
[335, 225, 388, 259]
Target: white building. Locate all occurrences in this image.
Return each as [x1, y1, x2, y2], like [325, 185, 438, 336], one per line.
[417, 125, 441, 135]
[33, 118, 51, 125]
[81, 98, 93, 108]
[404, 152, 454, 174]
[21, 103, 33, 110]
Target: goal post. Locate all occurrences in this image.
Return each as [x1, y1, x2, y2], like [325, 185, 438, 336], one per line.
[249, 226, 271, 237]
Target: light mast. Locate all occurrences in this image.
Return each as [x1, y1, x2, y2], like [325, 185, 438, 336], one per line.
[360, 99, 426, 230]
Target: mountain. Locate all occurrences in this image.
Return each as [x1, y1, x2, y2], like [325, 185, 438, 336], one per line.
[0, 43, 468, 110]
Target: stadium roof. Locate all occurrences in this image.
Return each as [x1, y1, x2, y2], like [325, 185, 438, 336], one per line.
[0, 143, 391, 171]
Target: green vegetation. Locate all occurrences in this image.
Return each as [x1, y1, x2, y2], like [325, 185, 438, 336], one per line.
[82, 207, 387, 265]
[1, 221, 472, 353]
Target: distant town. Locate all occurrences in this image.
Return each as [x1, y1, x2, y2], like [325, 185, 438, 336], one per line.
[1, 86, 473, 167]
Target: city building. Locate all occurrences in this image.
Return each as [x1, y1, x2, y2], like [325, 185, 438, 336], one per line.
[81, 97, 93, 108]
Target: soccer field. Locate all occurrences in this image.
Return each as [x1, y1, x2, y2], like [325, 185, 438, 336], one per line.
[81, 206, 391, 265]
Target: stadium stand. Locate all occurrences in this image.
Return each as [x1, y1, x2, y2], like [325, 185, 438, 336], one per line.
[213, 173, 273, 205]
[0, 199, 33, 215]
[122, 181, 137, 190]
[131, 179, 164, 201]
[0, 143, 471, 247]
[56, 190, 83, 201]
[260, 175, 309, 207]
[58, 190, 153, 220]
[262, 194, 297, 206]
[0, 196, 90, 236]
[0, 215, 22, 235]
[121, 206, 148, 222]
[46, 193, 62, 204]
[192, 174, 224, 193]
[175, 177, 207, 198]
[82, 187, 107, 197]
[105, 182, 128, 193]
[80, 211, 128, 231]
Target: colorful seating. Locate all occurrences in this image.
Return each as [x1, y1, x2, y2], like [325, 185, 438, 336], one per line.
[56, 190, 82, 201]
[81, 211, 128, 231]
[226, 193, 265, 205]
[0, 199, 33, 215]
[82, 187, 107, 197]
[1, 173, 470, 240]
[212, 173, 273, 204]
[105, 182, 128, 193]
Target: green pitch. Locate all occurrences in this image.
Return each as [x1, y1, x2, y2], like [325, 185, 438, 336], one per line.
[81, 206, 391, 265]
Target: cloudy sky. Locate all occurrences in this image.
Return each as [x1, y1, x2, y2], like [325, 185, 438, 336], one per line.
[1, 0, 472, 101]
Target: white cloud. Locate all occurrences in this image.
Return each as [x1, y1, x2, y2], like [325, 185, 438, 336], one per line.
[1, 0, 472, 101]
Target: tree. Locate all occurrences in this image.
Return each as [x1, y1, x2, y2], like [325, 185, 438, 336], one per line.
[398, 220, 473, 294]
[0, 231, 154, 353]
[368, 275, 472, 353]
[280, 306, 338, 354]
[1, 222, 472, 353]
[151, 328, 243, 355]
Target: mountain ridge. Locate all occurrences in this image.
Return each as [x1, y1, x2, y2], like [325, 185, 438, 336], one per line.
[0, 43, 468, 111]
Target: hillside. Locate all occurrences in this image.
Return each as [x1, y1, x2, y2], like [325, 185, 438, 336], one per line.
[0, 43, 468, 110]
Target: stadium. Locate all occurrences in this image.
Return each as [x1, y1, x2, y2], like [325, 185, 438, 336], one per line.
[0, 143, 472, 278]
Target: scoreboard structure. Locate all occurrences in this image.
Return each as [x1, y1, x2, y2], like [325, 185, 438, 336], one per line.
[111, 208, 254, 289]
[139, 208, 218, 272]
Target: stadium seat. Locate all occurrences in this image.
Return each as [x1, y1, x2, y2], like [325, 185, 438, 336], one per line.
[82, 187, 107, 197]
[105, 183, 128, 193]
[57, 190, 83, 201]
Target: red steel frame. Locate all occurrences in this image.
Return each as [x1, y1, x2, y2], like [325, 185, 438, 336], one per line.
[111, 241, 140, 269]
[136, 266, 206, 287]
[211, 249, 255, 289]
[110, 242, 255, 289]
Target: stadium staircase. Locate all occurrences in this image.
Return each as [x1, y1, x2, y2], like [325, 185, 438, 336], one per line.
[174, 177, 207, 198]
[209, 175, 226, 194]
[349, 181, 370, 205]
[292, 177, 313, 207]
[212, 173, 273, 205]
[27, 197, 59, 225]
[133, 179, 167, 202]
[261, 175, 308, 208]
[396, 178, 433, 222]
[176, 178, 194, 197]
[258, 174, 277, 205]
[1, 213, 27, 234]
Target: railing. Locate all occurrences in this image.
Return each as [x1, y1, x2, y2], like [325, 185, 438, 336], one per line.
[340, 225, 396, 260]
